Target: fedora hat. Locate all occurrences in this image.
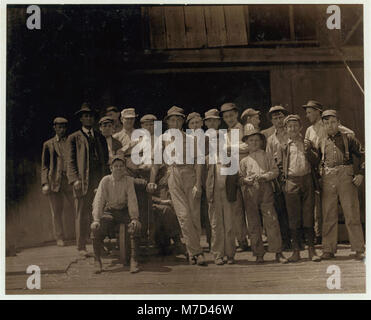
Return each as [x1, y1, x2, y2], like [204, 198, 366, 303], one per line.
[74, 102, 95, 116]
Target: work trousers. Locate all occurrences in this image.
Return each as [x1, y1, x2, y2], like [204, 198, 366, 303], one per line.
[47, 174, 74, 241]
[242, 182, 282, 256]
[168, 165, 202, 257]
[208, 185, 236, 260]
[322, 166, 365, 253]
[232, 188, 248, 244]
[284, 174, 315, 249]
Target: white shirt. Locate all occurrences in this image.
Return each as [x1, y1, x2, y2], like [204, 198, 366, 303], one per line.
[82, 126, 94, 137]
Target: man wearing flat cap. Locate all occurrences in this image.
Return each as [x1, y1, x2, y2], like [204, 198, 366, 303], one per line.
[113, 108, 138, 155]
[318, 110, 365, 261]
[41, 117, 73, 247]
[241, 108, 261, 130]
[99, 116, 122, 164]
[220, 102, 249, 252]
[106, 106, 123, 134]
[147, 106, 205, 265]
[67, 103, 109, 257]
[302, 100, 354, 243]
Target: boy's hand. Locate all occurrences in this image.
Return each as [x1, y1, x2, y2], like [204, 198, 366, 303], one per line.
[73, 180, 82, 190]
[192, 184, 202, 199]
[146, 182, 157, 194]
[244, 176, 255, 186]
[41, 184, 50, 195]
[353, 174, 364, 187]
[90, 221, 100, 231]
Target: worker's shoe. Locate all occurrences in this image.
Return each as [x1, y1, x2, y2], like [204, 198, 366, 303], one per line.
[188, 255, 197, 265]
[236, 239, 249, 252]
[256, 256, 264, 264]
[276, 253, 288, 264]
[288, 250, 301, 262]
[354, 252, 365, 261]
[215, 258, 224, 266]
[196, 254, 207, 266]
[94, 259, 103, 274]
[321, 252, 335, 260]
[308, 246, 321, 262]
[57, 239, 65, 247]
[78, 249, 89, 258]
[227, 258, 235, 265]
[130, 257, 140, 273]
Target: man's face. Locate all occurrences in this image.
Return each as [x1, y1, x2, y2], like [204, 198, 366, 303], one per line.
[285, 121, 301, 139]
[205, 118, 221, 130]
[271, 112, 285, 129]
[222, 110, 239, 128]
[167, 115, 184, 129]
[141, 121, 155, 135]
[323, 116, 340, 136]
[305, 108, 321, 124]
[188, 117, 203, 130]
[247, 114, 260, 129]
[100, 122, 113, 137]
[106, 111, 120, 121]
[122, 117, 135, 129]
[80, 113, 95, 128]
[54, 124, 67, 137]
[246, 134, 262, 153]
[110, 159, 126, 179]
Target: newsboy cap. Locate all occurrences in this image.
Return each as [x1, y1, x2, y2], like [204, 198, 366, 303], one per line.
[99, 116, 114, 125]
[284, 114, 301, 126]
[164, 106, 186, 120]
[186, 112, 202, 123]
[53, 117, 68, 125]
[302, 100, 323, 112]
[321, 109, 338, 119]
[74, 102, 94, 116]
[220, 102, 239, 114]
[121, 108, 137, 119]
[242, 124, 265, 142]
[241, 108, 260, 122]
[110, 153, 126, 165]
[106, 106, 119, 113]
[204, 109, 221, 120]
[268, 105, 288, 119]
[140, 114, 157, 123]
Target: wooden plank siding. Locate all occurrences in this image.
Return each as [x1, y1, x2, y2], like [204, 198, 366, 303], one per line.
[224, 5, 248, 46]
[184, 6, 207, 49]
[147, 6, 167, 49]
[164, 6, 187, 49]
[203, 6, 227, 47]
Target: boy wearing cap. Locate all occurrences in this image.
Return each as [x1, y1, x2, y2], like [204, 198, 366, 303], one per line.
[187, 112, 203, 131]
[99, 116, 122, 163]
[105, 106, 123, 134]
[239, 126, 288, 264]
[241, 108, 261, 130]
[220, 102, 249, 252]
[67, 103, 109, 256]
[41, 117, 73, 247]
[147, 106, 205, 266]
[319, 110, 365, 261]
[113, 108, 138, 155]
[204, 109, 236, 265]
[90, 154, 142, 273]
[277, 114, 320, 262]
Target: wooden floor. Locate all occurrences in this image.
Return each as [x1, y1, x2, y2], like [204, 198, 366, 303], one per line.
[6, 240, 365, 295]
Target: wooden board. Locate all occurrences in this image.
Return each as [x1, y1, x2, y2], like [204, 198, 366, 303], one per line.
[184, 6, 207, 49]
[224, 5, 248, 46]
[164, 6, 187, 49]
[148, 6, 167, 49]
[204, 6, 227, 47]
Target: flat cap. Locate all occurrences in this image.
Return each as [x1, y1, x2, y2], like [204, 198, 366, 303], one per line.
[53, 117, 68, 125]
[241, 108, 260, 122]
[121, 108, 137, 119]
[140, 114, 157, 123]
[106, 106, 119, 113]
[186, 112, 202, 123]
[99, 116, 114, 125]
[268, 105, 288, 118]
[284, 114, 301, 125]
[321, 109, 338, 119]
[74, 102, 94, 116]
[220, 102, 239, 114]
[242, 124, 265, 142]
[164, 106, 186, 120]
[302, 100, 323, 112]
[110, 153, 126, 165]
[204, 109, 220, 120]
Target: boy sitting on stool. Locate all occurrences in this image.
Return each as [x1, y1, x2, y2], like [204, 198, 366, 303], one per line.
[90, 154, 142, 274]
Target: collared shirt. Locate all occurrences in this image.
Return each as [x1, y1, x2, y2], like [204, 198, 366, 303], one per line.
[287, 138, 311, 177]
[92, 174, 139, 222]
[227, 122, 249, 161]
[320, 131, 365, 174]
[266, 128, 289, 162]
[239, 149, 278, 181]
[113, 127, 134, 154]
[55, 135, 69, 172]
[82, 126, 94, 137]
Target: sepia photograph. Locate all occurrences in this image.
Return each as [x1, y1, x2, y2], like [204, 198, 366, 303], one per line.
[4, 1, 367, 297]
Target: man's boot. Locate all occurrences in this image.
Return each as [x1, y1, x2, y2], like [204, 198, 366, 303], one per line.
[308, 246, 321, 262]
[304, 227, 320, 262]
[130, 236, 140, 273]
[288, 228, 301, 262]
[237, 239, 249, 252]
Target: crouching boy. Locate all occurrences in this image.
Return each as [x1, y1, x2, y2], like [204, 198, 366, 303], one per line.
[239, 126, 288, 264]
[90, 154, 142, 274]
[277, 114, 320, 262]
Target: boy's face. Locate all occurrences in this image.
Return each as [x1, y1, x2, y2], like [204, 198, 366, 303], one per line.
[247, 114, 260, 129]
[323, 116, 340, 136]
[54, 124, 67, 137]
[110, 159, 126, 178]
[271, 112, 285, 129]
[246, 134, 262, 152]
[305, 107, 321, 124]
[167, 115, 184, 129]
[141, 121, 155, 135]
[285, 120, 301, 138]
[188, 117, 203, 130]
[80, 113, 95, 128]
[205, 118, 221, 130]
[100, 122, 113, 137]
[122, 117, 135, 129]
[222, 110, 239, 128]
